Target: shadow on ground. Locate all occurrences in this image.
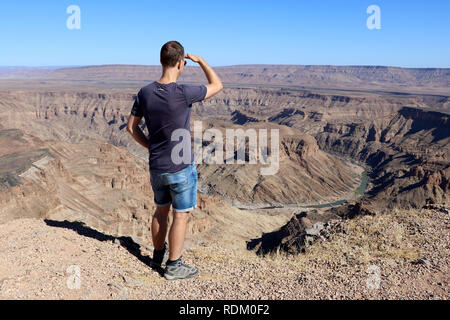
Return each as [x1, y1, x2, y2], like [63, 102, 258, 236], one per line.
[44, 219, 165, 276]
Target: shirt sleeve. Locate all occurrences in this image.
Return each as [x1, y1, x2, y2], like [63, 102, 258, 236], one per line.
[182, 85, 207, 106]
[130, 90, 144, 117]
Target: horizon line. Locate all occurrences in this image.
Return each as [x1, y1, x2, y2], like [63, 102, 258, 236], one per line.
[1, 64, 450, 70]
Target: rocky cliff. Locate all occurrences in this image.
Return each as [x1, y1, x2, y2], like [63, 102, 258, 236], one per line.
[1, 65, 449, 259]
[0, 88, 363, 208]
[195, 120, 360, 206]
[315, 106, 449, 208]
[0, 128, 289, 248]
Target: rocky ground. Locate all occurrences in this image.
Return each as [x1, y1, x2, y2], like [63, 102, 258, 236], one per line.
[0, 207, 447, 300]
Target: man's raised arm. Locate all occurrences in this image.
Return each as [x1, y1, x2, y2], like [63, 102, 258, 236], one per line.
[185, 54, 223, 99]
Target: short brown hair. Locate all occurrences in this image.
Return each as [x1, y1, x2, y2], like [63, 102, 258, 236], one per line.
[160, 41, 185, 67]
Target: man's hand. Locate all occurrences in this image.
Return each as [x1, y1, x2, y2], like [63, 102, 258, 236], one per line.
[186, 53, 223, 99]
[185, 53, 203, 63]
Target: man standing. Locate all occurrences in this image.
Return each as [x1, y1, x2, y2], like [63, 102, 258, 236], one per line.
[126, 41, 223, 280]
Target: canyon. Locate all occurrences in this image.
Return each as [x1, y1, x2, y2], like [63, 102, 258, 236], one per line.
[0, 65, 448, 298]
[0, 65, 448, 246]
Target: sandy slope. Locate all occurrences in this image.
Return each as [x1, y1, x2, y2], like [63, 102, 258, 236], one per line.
[0, 207, 447, 300]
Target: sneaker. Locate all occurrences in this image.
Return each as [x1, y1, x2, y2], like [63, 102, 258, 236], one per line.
[164, 258, 199, 280]
[150, 244, 169, 269]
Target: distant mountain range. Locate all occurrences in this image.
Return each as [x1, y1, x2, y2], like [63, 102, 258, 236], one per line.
[1, 65, 449, 95]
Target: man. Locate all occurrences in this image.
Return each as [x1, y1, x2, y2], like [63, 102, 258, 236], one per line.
[126, 41, 223, 280]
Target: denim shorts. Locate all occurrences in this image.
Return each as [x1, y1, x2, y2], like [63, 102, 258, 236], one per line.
[149, 163, 198, 213]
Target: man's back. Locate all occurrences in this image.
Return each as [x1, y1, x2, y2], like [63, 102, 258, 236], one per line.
[131, 81, 207, 173]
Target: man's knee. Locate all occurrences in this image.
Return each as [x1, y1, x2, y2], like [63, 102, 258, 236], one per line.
[172, 211, 191, 221]
[154, 205, 170, 217]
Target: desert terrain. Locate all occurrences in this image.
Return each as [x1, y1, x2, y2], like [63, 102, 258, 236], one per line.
[0, 65, 448, 299]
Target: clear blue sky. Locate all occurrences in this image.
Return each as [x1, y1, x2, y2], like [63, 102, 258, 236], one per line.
[0, 0, 449, 67]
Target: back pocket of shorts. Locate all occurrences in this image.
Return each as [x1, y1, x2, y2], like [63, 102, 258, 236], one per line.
[170, 173, 191, 193]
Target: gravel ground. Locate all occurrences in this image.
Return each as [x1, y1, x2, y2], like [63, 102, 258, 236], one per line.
[0, 208, 448, 300]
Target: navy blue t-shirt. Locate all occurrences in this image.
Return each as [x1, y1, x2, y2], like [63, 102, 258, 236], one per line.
[130, 81, 207, 173]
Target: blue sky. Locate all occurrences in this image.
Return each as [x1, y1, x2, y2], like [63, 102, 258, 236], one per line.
[0, 0, 449, 67]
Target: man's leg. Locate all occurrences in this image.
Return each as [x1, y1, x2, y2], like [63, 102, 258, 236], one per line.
[151, 205, 171, 251]
[164, 209, 198, 280]
[163, 164, 199, 279]
[168, 211, 190, 261]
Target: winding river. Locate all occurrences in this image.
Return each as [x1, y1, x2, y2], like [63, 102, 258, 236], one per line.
[307, 170, 369, 209]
